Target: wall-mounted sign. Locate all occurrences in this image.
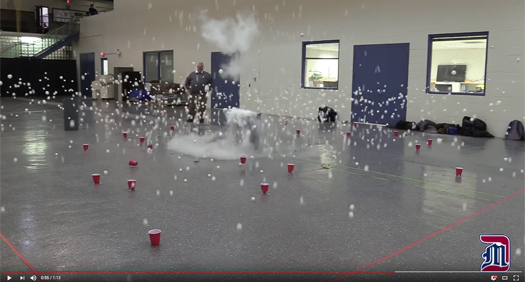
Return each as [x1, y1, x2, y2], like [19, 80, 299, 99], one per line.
[53, 8, 85, 22]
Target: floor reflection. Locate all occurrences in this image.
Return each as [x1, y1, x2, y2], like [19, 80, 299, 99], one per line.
[22, 129, 48, 171]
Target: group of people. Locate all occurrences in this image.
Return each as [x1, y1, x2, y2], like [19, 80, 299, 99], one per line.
[181, 62, 336, 126]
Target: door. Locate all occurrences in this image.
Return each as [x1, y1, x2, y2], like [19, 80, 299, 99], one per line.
[210, 52, 240, 125]
[211, 52, 240, 109]
[120, 71, 142, 102]
[351, 43, 410, 126]
[79, 52, 95, 98]
[113, 67, 134, 103]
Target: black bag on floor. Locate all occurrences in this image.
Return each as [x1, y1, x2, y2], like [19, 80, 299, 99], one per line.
[396, 120, 416, 130]
[505, 120, 525, 141]
[459, 116, 494, 138]
[318, 106, 337, 122]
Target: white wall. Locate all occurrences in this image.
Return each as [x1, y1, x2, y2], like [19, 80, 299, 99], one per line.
[76, 0, 525, 137]
[430, 48, 487, 81]
[1, 0, 113, 12]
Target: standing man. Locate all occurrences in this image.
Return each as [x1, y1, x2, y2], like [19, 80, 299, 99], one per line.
[184, 62, 214, 123]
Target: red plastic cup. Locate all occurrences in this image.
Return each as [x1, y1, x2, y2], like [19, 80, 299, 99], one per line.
[170, 125, 175, 131]
[122, 132, 128, 138]
[129, 159, 138, 166]
[128, 179, 136, 190]
[240, 155, 247, 164]
[139, 137, 145, 144]
[148, 229, 161, 246]
[415, 144, 421, 151]
[346, 132, 351, 138]
[428, 139, 433, 146]
[92, 173, 100, 184]
[83, 144, 89, 151]
[296, 129, 301, 135]
[261, 183, 269, 194]
[287, 163, 295, 173]
[394, 131, 399, 137]
[148, 144, 153, 149]
[456, 167, 463, 177]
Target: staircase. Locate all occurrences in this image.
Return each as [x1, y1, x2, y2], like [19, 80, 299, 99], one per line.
[0, 18, 79, 59]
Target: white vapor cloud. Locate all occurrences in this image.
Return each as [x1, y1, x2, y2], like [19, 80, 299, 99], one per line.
[199, 10, 259, 80]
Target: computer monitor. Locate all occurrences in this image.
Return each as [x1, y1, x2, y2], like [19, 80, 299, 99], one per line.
[436, 65, 467, 82]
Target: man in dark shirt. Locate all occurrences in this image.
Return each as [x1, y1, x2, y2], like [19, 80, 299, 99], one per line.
[184, 62, 214, 123]
[89, 4, 98, 15]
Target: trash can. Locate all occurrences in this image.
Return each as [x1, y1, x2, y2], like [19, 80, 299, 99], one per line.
[63, 97, 80, 131]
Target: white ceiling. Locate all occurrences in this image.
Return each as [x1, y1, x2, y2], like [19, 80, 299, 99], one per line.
[306, 43, 339, 52]
[433, 40, 487, 50]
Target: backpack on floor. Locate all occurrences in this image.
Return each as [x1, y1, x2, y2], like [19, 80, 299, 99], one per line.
[460, 116, 494, 138]
[447, 127, 458, 135]
[505, 120, 525, 141]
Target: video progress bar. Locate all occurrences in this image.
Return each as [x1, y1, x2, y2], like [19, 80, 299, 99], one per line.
[2, 271, 394, 273]
[395, 271, 523, 273]
[3, 271, 522, 274]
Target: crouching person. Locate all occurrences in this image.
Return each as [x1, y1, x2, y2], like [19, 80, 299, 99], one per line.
[318, 106, 337, 122]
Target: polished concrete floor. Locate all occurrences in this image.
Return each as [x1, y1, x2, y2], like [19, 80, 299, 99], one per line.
[0, 97, 524, 282]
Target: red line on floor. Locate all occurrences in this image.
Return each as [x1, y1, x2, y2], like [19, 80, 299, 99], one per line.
[0, 232, 45, 281]
[330, 188, 525, 282]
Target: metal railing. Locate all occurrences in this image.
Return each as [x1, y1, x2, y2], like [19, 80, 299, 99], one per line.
[0, 17, 80, 58]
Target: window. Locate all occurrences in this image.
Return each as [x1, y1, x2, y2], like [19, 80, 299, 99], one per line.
[302, 40, 340, 89]
[101, 58, 108, 75]
[426, 32, 488, 95]
[41, 7, 49, 28]
[144, 52, 158, 81]
[35, 6, 49, 29]
[143, 51, 174, 82]
[159, 51, 174, 82]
